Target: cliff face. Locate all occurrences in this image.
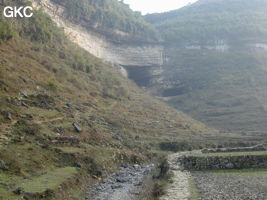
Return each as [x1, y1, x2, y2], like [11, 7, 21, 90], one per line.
[32, 0, 164, 67]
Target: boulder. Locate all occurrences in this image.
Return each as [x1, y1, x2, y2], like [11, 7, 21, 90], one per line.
[121, 163, 130, 168]
[112, 133, 124, 141]
[72, 122, 82, 133]
[133, 164, 140, 169]
[21, 102, 29, 108]
[6, 112, 12, 120]
[0, 111, 12, 120]
[65, 103, 73, 108]
[116, 177, 129, 183]
[53, 127, 64, 134]
[111, 183, 123, 189]
[20, 90, 28, 98]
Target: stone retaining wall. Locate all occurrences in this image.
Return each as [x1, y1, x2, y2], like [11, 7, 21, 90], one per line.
[179, 155, 267, 170]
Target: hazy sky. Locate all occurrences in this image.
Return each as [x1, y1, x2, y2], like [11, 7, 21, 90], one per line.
[123, 0, 199, 14]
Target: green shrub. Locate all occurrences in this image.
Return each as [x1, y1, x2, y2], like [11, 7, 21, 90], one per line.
[0, 21, 15, 41]
[158, 158, 169, 179]
[21, 11, 64, 43]
[159, 141, 193, 152]
[152, 182, 165, 198]
[51, 0, 159, 41]
[72, 52, 94, 73]
[47, 81, 58, 91]
[13, 120, 41, 136]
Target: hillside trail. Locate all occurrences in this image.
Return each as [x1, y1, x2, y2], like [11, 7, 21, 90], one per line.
[34, 116, 64, 125]
[160, 151, 200, 200]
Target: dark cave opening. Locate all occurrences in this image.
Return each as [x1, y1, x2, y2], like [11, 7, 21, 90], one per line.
[123, 66, 153, 87]
[161, 87, 187, 97]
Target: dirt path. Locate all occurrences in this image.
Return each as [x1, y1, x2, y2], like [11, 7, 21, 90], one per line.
[160, 151, 201, 200]
[159, 152, 192, 200]
[34, 116, 64, 125]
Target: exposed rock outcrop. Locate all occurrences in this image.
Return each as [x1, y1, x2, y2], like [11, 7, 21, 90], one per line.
[31, 0, 164, 67]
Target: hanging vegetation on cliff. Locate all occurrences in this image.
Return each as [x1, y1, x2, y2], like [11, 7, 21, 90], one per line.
[51, 0, 160, 42]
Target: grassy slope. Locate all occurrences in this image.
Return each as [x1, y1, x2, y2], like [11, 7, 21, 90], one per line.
[161, 48, 267, 133]
[0, 3, 216, 199]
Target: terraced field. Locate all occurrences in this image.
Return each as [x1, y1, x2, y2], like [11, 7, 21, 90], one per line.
[192, 168, 267, 200]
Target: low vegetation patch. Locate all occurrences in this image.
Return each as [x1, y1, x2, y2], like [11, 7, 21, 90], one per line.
[18, 167, 77, 194]
[189, 177, 199, 200]
[57, 147, 85, 154]
[151, 158, 170, 199]
[159, 141, 194, 152]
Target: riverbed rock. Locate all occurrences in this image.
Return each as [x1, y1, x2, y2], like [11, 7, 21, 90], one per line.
[84, 164, 155, 200]
[116, 177, 129, 183]
[111, 183, 123, 189]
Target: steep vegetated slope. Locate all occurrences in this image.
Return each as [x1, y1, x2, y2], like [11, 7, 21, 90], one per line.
[51, 0, 160, 43]
[143, 0, 267, 135]
[145, 0, 267, 43]
[0, 1, 215, 199]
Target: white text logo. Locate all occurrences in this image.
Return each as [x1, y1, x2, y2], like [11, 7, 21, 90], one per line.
[3, 6, 33, 18]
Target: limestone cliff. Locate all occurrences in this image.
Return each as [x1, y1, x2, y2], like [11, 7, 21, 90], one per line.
[32, 0, 164, 67]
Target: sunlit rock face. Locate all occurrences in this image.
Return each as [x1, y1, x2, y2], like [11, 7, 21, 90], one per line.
[32, 0, 164, 67]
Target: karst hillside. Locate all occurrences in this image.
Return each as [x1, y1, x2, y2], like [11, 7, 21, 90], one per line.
[0, 0, 267, 199]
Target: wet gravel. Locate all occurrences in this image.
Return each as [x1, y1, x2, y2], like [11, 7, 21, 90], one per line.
[83, 164, 155, 200]
[192, 171, 267, 200]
